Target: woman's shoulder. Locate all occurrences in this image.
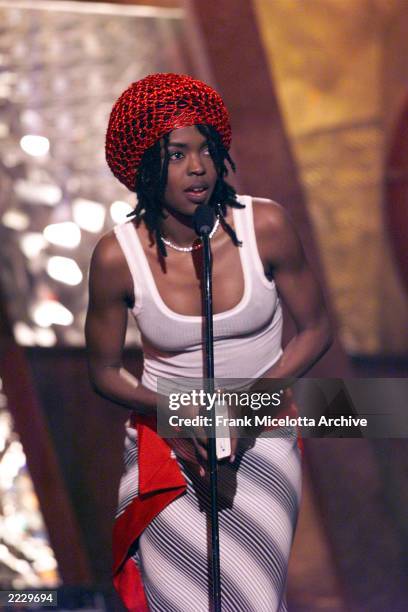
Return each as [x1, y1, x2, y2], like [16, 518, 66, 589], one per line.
[246, 196, 301, 264]
[90, 227, 129, 274]
[248, 196, 289, 237]
[89, 228, 134, 301]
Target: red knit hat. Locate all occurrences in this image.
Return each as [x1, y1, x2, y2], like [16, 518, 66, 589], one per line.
[105, 73, 232, 192]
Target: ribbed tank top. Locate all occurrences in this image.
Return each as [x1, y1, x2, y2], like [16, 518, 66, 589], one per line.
[114, 195, 283, 390]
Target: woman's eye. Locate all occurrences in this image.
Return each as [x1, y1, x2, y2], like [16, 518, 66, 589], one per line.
[169, 151, 183, 160]
[202, 146, 210, 156]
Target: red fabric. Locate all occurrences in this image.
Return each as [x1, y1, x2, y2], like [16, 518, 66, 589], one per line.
[113, 557, 148, 612]
[112, 399, 302, 610]
[113, 416, 186, 611]
[105, 73, 231, 191]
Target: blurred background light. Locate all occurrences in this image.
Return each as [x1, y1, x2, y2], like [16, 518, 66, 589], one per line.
[110, 200, 134, 224]
[43, 222, 81, 248]
[14, 180, 62, 206]
[0, 412, 12, 453]
[34, 327, 57, 347]
[72, 198, 106, 233]
[20, 134, 50, 157]
[0, 121, 9, 138]
[13, 323, 56, 348]
[46, 256, 83, 286]
[31, 300, 74, 327]
[2, 209, 30, 231]
[13, 322, 36, 346]
[32, 554, 58, 573]
[0, 1, 178, 353]
[0, 441, 26, 488]
[20, 110, 42, 130]
[3, 152, 21, 168]
[0, 373, 60, 585]
[19, 233, 47, 258]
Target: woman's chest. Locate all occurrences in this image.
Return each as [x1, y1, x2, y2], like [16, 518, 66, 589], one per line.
[146, 239, 245, 316]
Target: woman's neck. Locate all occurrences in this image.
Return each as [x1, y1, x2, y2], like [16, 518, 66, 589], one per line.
[158, 205, 231, 249]
[160, 209, 198, 248]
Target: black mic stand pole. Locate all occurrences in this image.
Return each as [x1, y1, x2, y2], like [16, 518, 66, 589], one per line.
[201, 230, 222, 612]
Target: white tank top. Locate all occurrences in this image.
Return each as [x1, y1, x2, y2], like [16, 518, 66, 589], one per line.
[114, 195, 283, 390]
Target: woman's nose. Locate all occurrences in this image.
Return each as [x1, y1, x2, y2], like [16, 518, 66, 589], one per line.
[187, 153, 205, 174]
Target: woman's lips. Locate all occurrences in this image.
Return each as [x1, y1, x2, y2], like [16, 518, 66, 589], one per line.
[184, 188, 208, 202]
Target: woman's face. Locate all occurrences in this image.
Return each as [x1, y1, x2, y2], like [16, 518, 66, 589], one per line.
[162, 125, 218, 216]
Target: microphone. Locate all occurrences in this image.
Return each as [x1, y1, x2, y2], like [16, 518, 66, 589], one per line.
[193, 205, 215, 237]
[193, 205, 232, 459]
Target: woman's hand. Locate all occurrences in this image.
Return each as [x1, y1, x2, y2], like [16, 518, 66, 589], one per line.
[167, 393, 240, 477]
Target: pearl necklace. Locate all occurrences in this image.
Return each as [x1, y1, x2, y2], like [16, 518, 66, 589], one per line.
[161, 217, 220, 252]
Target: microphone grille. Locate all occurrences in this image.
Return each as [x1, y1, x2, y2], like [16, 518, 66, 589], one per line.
[193, 205, 215, 236]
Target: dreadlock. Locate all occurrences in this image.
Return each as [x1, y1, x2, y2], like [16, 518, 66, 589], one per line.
[128, 124, 244, 257]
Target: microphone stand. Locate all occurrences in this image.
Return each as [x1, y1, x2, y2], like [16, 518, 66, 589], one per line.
[201, 230, 222, 612]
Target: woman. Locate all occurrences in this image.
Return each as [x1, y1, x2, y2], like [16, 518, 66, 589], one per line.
[86, 73, 332, 611]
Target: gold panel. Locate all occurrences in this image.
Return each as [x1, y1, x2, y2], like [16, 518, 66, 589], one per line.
[253, 0, 408, 354]
[254, 0, 380, 135]
[297, 122, 382, 354]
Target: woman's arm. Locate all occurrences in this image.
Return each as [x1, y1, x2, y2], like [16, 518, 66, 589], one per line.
[86, 232, 212, 468]
[254, 199, 333, 382]
[85, 232, 156, 414]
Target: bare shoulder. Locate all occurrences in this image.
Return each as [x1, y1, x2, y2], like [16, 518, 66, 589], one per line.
[91, 229, 125, 270]
[251, 197, 303, 266]
[252, 197, 290, 235]
[89, 227, 133, 300]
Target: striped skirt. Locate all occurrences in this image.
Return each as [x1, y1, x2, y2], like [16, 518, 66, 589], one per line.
[116, 428, 302, 612]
